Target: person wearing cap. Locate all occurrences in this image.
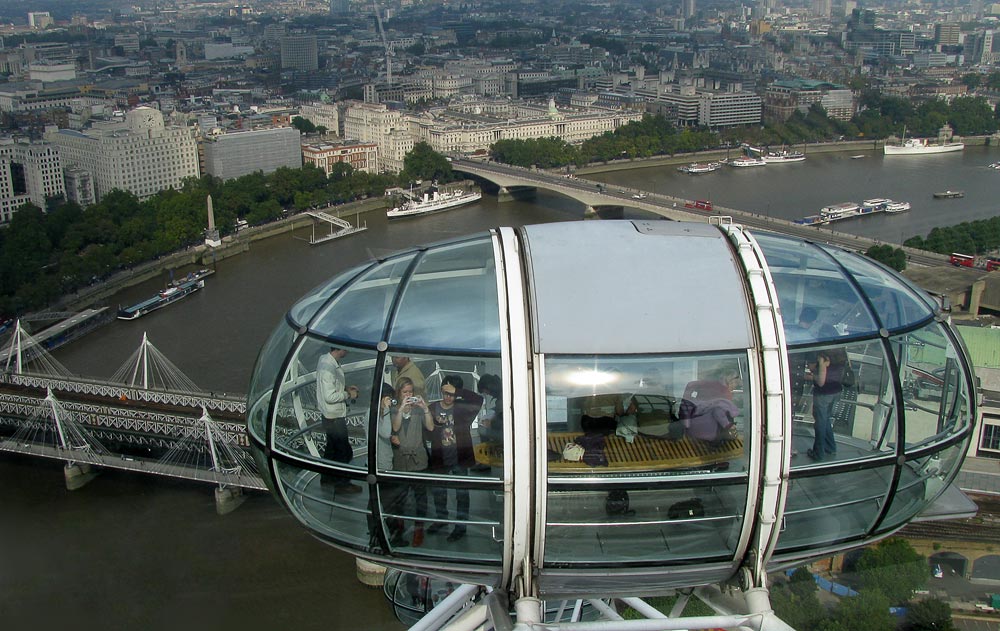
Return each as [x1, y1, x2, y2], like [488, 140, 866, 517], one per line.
[316, 346, 361, 493]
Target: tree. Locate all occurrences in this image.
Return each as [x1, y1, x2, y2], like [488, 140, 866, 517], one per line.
[291, 116, 317, 134]
[770, 570, 826, 629]
[904, 598, 955, 631]
[855, 538, 930, 604]
[818, 591, 895, 631]
[865, 244, 907, 271]
[402, 142, 454, 182]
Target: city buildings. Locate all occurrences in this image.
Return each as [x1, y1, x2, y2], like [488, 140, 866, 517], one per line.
[46, 107, 199, 202]
[302, 139, 379, 175]
[0, 137, 63, 222]
[202, 127, 303, 181]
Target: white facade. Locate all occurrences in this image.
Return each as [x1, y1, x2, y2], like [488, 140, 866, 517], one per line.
[299, 102, 341, 136]
[0, 137, 64, 222]
[47, 107, 199, 202]
[343, 102, 408, 172]
[28, 62, 76, 83]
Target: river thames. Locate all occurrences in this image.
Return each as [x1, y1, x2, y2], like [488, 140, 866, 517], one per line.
[3, 145, 998, 630]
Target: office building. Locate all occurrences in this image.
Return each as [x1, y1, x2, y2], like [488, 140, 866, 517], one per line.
[202, 127, 303, 182]
[302, 140, 379, 174]
[0, 137, 64, 223]
[281, 34, 319, 72]
[47, 106, 199, 202]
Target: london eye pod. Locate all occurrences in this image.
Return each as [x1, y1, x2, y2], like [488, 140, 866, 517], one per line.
[246, 220, 976, 628]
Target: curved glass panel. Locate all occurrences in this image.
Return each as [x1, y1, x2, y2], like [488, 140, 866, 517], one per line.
[545, 481, 747, 564]
[879, 442, 966, 532]
[289, 262, 371, 327]
[819, 245, 935, 332]
[275, 461, 371, 548]
[893, 323, 971, 450]
[776, 464, 894, 553]
[544, 353, 751, 476]
[270, 336, 377, 471]
[310, 254, 416, 344]
[755, 233, 877, 345]
[389, 237, 500, 352]
[789, 339, 896, 467]
[248, 320, 296, 439]
[542, 352, 750, 566]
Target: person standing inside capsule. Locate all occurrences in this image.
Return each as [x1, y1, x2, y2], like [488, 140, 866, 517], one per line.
[426, 375, 483, 542]
[316, 346, 360, 493]
[807, 347, 846, 461]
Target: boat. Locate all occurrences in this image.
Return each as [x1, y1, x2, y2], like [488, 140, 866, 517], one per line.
[884, 126, 964, 155]
[860, 198, 891, 213]
[933, 190, 964, 199]
[990, 162, 1000, 170]
[884, 201, 911, 213]
[795, 215, 827, 226]
[850, 155, 866, 160]
[386, 187, 482, 219]
[117, 278, 205, 321]
[885, 137, 964, 155]
[762, 150, 806, 163]
[729, 156, 767, 168]
[677, 162, 721, 174]
[819, 202, 861, 221]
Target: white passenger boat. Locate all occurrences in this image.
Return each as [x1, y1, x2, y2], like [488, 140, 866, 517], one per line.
[677, 162, 722, 174]
[860, 198, 891, 213]
[820, 202, 861, 221]
[762, 150, 805, 163]
[729, 156, 767, 168]
[884, 201, 911, 213]
[387, 188, 482, 219]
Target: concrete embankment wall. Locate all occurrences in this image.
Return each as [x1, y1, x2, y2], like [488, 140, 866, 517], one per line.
[54, 197, 390, 313]
[574, 135, 998, 175]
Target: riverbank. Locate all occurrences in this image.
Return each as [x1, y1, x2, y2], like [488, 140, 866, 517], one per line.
[52, 196, 391, 313]
[574, 135, 999, 175]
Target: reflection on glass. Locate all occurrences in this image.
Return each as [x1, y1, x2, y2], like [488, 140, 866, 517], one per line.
[390, 237, 501, 352]
[270, 337, 376, 470]
[310, 254, 416, 344]
[790, 340, 895, 466]
[879, 443, 965, 531]
[545, 484, 746, 564]
[544, 353, 749, 475]
[776, 465, 894, 553]
[247, 322, 295, 437]
[820, 244, 936, 331]
[276, 462, 371, 548]
[289, 262, 371, 326]
[893, 323, 971, 449]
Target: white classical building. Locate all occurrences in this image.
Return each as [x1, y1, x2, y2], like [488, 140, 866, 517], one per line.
[0, 137, 64, 223]
[342, 98, 643, 172]
[298, 102, 340, 136]
[46, 106, 199, 201]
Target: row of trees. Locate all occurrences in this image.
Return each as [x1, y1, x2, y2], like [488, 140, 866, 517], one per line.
[770, 539, 949, 631]
[903, 217, 1000, 256]
[489, 94, 1000, 169]
[0, 142, 454, 316]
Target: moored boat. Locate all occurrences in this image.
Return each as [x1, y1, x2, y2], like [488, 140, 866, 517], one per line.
[118, 278, 205, 321]
[762, 150, 805, 163]
[729, 156, 767, 168]
[820, 202, 861, 221]
[677, 162, 722, 174]
[387, 187, 482, 219]
[860, 198, 891, 213]
[884, 201, 911, 213]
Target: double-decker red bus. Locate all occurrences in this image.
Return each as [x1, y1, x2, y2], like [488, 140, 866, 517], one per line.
[950, 253, 974, 267]
[987, 258, 1000, 272]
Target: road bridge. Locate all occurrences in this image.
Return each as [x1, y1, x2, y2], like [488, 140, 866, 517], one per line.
[451, 158, 949, 268]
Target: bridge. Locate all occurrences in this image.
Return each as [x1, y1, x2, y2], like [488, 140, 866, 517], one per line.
[451, 158, 949, 268]
[0, 322, 263, 513]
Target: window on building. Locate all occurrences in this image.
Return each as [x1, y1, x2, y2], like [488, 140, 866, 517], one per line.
[981, 422, 1000, 452]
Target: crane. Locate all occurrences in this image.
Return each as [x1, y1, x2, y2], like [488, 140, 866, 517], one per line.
[372, 0, 393, 86]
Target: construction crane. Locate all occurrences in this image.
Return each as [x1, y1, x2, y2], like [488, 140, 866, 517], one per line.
[372, 0, 393, 86]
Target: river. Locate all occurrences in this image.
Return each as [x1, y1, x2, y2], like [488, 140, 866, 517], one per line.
[4, 145, 999, 629]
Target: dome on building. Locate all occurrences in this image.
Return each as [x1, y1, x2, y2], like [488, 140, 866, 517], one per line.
[246, 220, 975, 601]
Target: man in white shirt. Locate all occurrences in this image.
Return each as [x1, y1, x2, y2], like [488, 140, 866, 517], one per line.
[317, 346, 361, 493]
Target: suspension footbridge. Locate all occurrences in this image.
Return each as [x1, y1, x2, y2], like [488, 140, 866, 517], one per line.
[0, 321, 263, 513]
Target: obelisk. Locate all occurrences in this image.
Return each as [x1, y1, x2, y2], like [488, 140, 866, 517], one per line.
[204, 194, 221, 247]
